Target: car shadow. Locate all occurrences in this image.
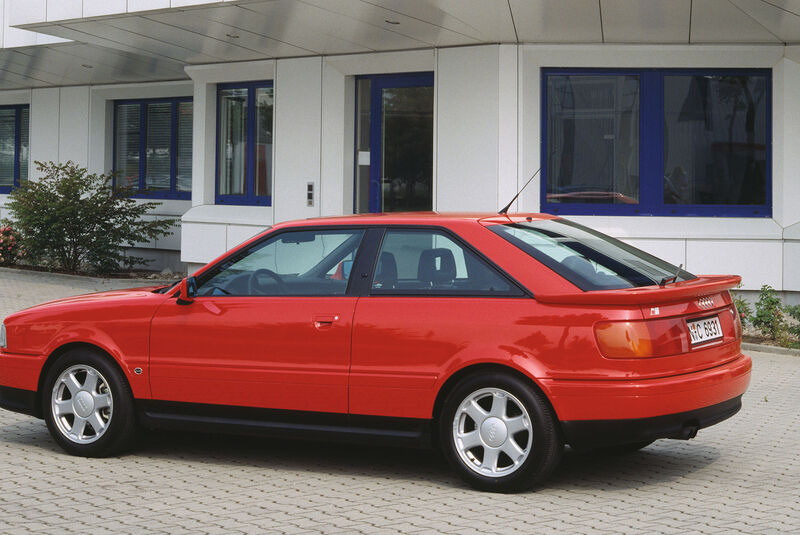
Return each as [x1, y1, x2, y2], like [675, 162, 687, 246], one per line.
[1, 418, 720, 492]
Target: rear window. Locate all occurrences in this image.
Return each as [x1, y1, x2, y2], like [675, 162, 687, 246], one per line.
[490, 219, 695, 291]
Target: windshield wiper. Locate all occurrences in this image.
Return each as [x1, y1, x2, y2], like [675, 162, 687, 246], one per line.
[659, 263, 683, 287]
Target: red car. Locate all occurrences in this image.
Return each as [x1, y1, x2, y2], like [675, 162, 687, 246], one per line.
[0, 213, 750, 492]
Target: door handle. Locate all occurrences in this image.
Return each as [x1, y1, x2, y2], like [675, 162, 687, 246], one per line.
[313, 315, 339, 329]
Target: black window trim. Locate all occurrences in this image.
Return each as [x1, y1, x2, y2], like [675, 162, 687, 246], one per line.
[364, 225, 530, 299]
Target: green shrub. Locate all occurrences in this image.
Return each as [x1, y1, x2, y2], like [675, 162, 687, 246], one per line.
[6, 161, 175, 274]
[785, 304, 800, 340]
[0, 225, 24, 265]
[731, 286, 752, 327]
[751, 284, 787, 342]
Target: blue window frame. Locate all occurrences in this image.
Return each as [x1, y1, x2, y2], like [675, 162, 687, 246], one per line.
[113, 97, 192, 200]
[353, 72, 434, 213]
[541, 68, 771, 217]
[0, 104, 29, 194]
[216, 81, 273, 206]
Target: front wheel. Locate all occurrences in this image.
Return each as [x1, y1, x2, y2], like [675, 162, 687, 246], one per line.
[439, 372, 563, 493]
[42, 349, 137, 457]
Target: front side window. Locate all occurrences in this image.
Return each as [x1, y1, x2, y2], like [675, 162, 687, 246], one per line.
[217, 82, 273, 205]
[491, 219, 696, 291]
[371, 229, 519, 296]
[197, 229, 364, 296]
[542, 69, 770, 217]
[0, 105, 29, 193]
[114, 98, 192, 199]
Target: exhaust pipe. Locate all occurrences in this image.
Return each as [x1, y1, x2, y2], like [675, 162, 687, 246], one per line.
[678, 420, 699, 440]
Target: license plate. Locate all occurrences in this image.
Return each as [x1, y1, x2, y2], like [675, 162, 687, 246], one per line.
[687, 315, 723, 345]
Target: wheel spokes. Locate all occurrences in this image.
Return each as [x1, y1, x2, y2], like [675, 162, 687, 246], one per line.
[481, 447, 500, 473]
[458, 430, 482, 451]
[64, 373, 82, 395]
[488, 392, 508, 418]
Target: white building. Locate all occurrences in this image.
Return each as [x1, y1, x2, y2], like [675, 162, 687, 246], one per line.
[0, 1, 797, 299]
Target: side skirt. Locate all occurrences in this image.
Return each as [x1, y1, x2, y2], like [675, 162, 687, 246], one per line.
[137, 400, 433, 449]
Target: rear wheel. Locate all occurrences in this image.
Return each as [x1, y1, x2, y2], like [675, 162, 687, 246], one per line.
[42, 349, 137, 457]
[439, 372, 563, 492]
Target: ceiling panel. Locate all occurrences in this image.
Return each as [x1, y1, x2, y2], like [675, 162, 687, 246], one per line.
[368, 0, 517, 42]
[149, 7, 315, 58]
[731, 0, 800, 43]
[102, 15, 267, 62]
[0, 42, 188, 89]
[240, 1, 431, 53]
[510, 0, 603, 43]
[602, 0, 691, 43]
[691, 0, 782, 43]
[299, 0, 486, 47]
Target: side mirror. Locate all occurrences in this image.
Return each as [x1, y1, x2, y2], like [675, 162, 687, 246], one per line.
[176, 276, 197, 305]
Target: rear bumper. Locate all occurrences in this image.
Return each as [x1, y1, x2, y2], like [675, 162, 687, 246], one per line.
[543, 353, 752, 421]
[562, 395, 741, 448]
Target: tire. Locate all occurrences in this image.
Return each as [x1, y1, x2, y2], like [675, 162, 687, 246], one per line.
[439, 372, 563, 493]
[42, 349, 137, 457]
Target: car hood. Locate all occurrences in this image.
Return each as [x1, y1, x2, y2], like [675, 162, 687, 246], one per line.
[4, 285, 170, 322]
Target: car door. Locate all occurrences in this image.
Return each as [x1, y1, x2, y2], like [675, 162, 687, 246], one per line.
[350, 227, 526, 419]
[149, 227, 366, 413]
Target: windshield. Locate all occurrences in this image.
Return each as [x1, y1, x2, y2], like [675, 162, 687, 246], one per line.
[490, 219, 695, 291]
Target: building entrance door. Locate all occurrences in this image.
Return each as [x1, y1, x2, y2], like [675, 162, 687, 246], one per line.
[355, 72, 434, 213]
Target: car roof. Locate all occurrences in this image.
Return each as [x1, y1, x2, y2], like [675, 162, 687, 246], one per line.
[272, 212, 560, 228]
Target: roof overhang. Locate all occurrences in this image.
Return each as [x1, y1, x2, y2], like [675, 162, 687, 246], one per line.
[7, 0, 800, 89]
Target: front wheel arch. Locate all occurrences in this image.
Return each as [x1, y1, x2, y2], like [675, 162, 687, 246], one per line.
[35, 342, 129, 419]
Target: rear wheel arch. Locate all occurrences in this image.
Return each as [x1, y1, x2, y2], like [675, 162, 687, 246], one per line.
[432, 363, 559, 437]
[35, 342, 130, 418]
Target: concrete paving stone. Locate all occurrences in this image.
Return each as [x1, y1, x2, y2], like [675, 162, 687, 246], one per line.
[1, 269, 799, 533]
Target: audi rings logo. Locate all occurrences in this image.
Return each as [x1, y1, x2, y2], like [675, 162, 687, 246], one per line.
[697, 297, 715, 309]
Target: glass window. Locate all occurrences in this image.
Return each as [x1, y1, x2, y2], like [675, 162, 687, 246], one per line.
[664, 74, 767, 206]
[371, 229, 518, 295]
[490, 219, 695, 291]
[542, 69, 771, 217]
[0, 105, 30, 192]
[217, 82, 273, 205]
[546, 75, 640, 205]
[113, 98, 192, 198]
[197, 229, 364, 296]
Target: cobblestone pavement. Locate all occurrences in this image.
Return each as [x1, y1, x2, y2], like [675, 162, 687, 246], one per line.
[0, 268, 798, 534]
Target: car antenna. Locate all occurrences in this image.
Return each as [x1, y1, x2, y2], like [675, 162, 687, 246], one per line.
[498, 167, 541, 215]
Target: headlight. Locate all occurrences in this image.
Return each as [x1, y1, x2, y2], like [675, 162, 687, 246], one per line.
[0, 323, 6, 349]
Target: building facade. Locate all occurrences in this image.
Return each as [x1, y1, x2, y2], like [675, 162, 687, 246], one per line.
[0, 1, 797, 299]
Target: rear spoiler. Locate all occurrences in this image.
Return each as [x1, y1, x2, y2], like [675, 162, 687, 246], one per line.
[534, 275, 741, 306]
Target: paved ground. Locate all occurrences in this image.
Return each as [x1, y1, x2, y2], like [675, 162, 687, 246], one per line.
[0, 267, 798, 534]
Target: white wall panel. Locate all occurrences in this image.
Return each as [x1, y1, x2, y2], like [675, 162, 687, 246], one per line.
[273, 56, 322, 223]
[29, 87, 59, 177]
[83, 0, 127, 18]
[58, 86, 89, 166]
[181, 222, 227, 263]
[784, 242, 800, 291]
[497, 44, 518, 212]
[226, 224, 264, 251]
[774, 54, 800, 228]
[686, 240, 782, 290]
[619, 238, 686, 270]
[436, 45, 499, 212]
[3, 0, 37, 48]
[320, 61, 350, 216]
[47, 0, 81, 21]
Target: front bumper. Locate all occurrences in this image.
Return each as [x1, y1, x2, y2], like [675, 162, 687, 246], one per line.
[561, 395, 742, 448]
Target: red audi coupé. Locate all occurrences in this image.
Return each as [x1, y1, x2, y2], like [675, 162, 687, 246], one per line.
[0, 213, 751, 492]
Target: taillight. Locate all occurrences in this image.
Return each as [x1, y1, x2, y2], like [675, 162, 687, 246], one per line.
[731, 305, 742, 340]
[594, 318, 689, 358]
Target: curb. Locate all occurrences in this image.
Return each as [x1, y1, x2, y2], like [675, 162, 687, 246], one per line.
[742, 342, 800, 356]
[0, 266, 178, 286]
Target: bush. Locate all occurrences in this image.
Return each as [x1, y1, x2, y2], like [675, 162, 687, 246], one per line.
[6, 161, 175, 274]
[751, 284, 787, 342]
[785, 304, 800, 340]
[731, 285, 752, 326]
[0, 225, 24, 265]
